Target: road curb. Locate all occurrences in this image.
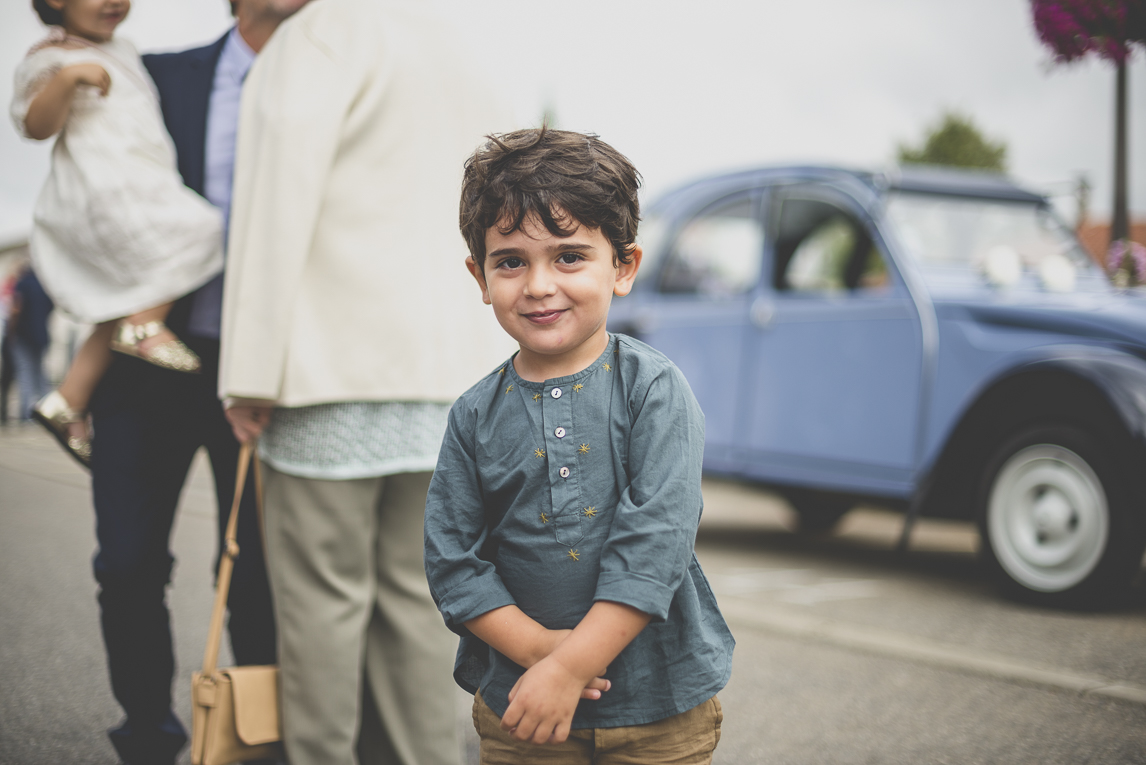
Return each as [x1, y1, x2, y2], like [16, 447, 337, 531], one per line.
[720, 598, 1146, 706]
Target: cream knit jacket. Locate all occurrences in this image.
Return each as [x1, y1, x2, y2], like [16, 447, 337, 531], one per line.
[220, 0, 514, 406]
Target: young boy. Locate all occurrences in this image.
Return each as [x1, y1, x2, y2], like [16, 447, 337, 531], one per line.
[424, 127, 734, 764]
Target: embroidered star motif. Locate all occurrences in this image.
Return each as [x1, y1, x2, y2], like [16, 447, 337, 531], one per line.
[582, 507, 597, 518]
[505, 385, 514, 394]
[533, 393, 542, 401]
[573, 383, 584, 392]
[567, 549, 580, 561]
[578, 443, 590, 455]
[540, 513, 550, 524]
[603, 363, 612, 372]
[498, 367, 506, 375]
[534, 448, 546, 459]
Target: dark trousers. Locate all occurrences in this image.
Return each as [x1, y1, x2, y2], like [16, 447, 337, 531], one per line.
[89, 337, 276, 765]
[0, 334, 13, 422]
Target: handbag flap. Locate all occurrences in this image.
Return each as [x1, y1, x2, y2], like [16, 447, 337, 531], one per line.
[221, 666, 281, 745]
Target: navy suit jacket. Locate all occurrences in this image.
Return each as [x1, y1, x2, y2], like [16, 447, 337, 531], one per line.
[140, 34, 228, 330]
[142, 33, 228, 198]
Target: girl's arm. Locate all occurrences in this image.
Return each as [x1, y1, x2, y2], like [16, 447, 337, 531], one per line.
[23, 62, 109, 140]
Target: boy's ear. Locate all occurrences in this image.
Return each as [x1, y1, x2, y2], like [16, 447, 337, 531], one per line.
[613, 245, 643, 297]
[465, 256, 492, 305]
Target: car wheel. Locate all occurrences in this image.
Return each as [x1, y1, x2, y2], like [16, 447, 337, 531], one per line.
[978, 425, 1145, 608]
[787, 490, 852, 534]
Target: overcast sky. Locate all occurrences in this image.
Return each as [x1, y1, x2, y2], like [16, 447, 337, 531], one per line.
[2, 0, 1143, 246]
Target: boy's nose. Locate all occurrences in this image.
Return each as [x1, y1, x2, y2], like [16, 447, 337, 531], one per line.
[523, 267, 557, 299]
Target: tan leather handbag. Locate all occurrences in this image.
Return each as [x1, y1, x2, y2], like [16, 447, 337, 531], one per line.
[191, 441, 284, 765]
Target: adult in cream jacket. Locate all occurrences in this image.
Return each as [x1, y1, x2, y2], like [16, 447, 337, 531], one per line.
[220, 1, 512, 763]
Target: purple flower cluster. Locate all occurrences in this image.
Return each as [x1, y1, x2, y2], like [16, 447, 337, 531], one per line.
[1107, 238, 1146, 284]
[1031, 0, 1146, 63]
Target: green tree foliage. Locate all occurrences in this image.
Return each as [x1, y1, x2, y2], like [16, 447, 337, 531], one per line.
[898, 112, 1008, 172]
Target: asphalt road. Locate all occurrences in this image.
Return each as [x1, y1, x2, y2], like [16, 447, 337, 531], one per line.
[1, 423, 1144, 764]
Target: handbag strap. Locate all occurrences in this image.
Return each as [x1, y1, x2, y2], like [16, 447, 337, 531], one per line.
[201, 440, 260, 675]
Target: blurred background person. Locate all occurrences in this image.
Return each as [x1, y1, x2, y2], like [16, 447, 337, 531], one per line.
[0, 265, 17, 423]
[220, 0, 511, 762]
[6, 262, 53, 421]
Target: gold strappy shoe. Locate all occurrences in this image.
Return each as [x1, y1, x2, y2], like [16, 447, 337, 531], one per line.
[31, 390, 92, 469]
[111, 320, 201, 373]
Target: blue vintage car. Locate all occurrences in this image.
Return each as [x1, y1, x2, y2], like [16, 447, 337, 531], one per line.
[608, 165, 1146, 608]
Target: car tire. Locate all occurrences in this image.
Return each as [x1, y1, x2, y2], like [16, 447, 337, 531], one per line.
[787, 490, 853, 534]
[977, 425, 1146, 608]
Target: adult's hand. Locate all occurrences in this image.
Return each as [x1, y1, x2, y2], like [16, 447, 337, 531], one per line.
[224, 399, 275, 443]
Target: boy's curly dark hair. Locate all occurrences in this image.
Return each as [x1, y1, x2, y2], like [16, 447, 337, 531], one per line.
[32, 0, 64, 26]
[460, 127, 641, 272]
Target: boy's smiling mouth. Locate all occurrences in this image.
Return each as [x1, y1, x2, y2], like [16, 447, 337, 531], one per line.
[522, 309, 567, 324]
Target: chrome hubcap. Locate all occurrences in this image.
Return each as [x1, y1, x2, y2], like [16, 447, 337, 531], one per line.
[987, 444, 1107, 592]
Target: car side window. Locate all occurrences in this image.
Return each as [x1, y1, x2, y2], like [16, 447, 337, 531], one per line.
[775, 197, 890, 294]
[659, 196, 763, 296]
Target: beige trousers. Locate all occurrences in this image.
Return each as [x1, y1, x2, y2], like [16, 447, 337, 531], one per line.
[472, 692, 722, 765]
[262, 465, 461, 765]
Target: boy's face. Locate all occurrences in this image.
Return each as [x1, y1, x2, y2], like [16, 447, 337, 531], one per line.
[467, 212, 641, 382]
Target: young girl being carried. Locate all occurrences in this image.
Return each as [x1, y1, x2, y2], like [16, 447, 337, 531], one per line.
[11, 0, 224, 467]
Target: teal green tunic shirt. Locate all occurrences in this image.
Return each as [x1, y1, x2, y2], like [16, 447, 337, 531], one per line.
[424, 334, 734, 728]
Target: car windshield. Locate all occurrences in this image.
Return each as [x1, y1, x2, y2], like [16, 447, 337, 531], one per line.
[884, 191, 1106, 293]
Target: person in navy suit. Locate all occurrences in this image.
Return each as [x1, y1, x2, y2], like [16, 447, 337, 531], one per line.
[87, 2, 307, 762]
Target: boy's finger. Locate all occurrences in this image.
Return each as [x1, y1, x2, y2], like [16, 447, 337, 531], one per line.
[585, 677, 611, 692]
[552, 720, 572, 744]
[499, 702, 523, 732]
[529, 718, 554, 745]
[513, 712, 542, 742]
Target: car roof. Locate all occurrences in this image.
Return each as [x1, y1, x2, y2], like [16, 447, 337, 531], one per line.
[649, 164, 1048, 214]
[887, 165, 1047, 204]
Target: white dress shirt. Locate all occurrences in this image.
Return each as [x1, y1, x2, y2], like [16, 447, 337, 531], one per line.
[188, 27, 256, 339]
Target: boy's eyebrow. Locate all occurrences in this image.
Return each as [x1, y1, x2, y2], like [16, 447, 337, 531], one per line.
[487, 240, 601, 260]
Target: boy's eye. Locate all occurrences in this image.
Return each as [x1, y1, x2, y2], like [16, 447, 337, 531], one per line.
[557, 252, 584, 265]
[496, 256, 525, 270]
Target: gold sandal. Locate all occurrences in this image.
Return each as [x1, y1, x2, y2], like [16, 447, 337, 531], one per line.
[111, 320, 201, 373]
[31, 391, 92, 469]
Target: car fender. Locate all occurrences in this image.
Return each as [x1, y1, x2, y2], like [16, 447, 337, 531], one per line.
[918, 344, 1146, 520]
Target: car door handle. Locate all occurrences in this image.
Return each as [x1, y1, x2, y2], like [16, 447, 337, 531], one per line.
[750, 297, 775, 329]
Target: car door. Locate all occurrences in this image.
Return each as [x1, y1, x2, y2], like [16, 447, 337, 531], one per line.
[633, 190, 765, 461]
[741, 185, 924, 495]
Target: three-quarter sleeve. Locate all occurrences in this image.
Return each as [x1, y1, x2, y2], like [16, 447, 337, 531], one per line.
[593, 363, 706, 620]
[424, 403, 517, 634]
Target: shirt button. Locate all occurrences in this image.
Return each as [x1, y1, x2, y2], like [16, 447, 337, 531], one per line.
[554, 427, 566, 438]
[551, 388, 562, 399]
[559, 466, 570, 478]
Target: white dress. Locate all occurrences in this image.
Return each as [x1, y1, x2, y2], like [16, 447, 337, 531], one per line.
[10, 37, 223, 323]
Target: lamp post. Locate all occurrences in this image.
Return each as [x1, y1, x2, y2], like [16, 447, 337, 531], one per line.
[1031, 0, 1143, 257]
[1112, 60, 1129, 242]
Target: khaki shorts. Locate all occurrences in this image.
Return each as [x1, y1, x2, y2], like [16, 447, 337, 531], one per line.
[473, 690, 723, 765]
